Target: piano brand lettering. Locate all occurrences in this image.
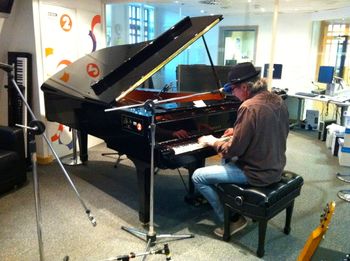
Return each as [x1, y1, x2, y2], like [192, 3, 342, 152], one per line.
[47, 12, 57, 17]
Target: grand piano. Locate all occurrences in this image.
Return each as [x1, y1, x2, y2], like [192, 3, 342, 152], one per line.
[41, 15, 241, 223]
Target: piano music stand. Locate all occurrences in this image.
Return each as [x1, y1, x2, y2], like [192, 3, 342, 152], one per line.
[1, 62, 96, 261]
[106, 99, 194, 260]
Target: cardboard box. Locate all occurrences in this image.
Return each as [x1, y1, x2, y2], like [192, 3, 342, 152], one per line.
[338, 139, 350, 167]
[326, 124, 345, 149]
[343, 128, 350, 148]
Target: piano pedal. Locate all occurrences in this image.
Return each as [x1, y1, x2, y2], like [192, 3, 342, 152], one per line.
[184, 193, 208, 207]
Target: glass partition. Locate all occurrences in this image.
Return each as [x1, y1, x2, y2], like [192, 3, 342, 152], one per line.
[218, 26, 258, 66]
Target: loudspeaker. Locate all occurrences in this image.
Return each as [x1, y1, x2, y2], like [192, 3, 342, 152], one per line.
[0, 0, 14, 18]
[318, 120, 336, 141]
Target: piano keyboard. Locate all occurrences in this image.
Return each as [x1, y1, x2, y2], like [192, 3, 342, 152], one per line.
[16, 57, 28, 126]
[171, 136, 232, 155]
[16, 57, 28, 90]
[8, 52, 31, 126]
[8, 52, 32, 160]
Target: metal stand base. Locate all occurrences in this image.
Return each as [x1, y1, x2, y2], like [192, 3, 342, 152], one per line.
[121, 226, 193, 261]
[336, 173, 350, 202]
[122, 226, 194, 243]
[61, 155, 83, 166]
[337, 190, 350, 202]
[62, 129, 82, 166]
[336, 173, 350, 183]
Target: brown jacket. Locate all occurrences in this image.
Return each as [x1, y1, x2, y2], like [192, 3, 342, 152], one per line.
[213, 90, 289, 186]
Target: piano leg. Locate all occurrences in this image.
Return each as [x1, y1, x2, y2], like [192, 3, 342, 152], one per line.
[77, 130, 88, 163]
[130, 157, 151, 224]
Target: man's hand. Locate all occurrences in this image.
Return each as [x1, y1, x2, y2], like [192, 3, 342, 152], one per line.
[222, 128, 234, 137]
[198, 135, 218, 147]
[172, 129, 190, 139]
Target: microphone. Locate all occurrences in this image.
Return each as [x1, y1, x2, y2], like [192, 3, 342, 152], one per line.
[0, 62, 14, 73]
[211, 83, 232, 94]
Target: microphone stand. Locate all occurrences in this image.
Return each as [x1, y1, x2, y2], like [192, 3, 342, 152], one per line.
[99, 243, 171, 261]
[0, 63, 96, 261]
[105, 93, 225, 260]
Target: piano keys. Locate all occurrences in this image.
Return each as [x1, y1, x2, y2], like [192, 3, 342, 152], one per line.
[163, 135, 232, 156]
[41, 15, 241, 223]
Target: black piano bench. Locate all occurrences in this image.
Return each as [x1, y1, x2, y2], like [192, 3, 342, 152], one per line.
[216, 170, 303, 258]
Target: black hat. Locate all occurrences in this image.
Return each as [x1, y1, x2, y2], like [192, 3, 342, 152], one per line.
[228, 62, 261, 85]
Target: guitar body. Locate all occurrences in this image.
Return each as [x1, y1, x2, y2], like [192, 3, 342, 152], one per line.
[297, 201, 336, 261]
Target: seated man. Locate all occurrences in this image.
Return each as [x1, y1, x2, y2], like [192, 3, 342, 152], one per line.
[192, 62, 289, 237]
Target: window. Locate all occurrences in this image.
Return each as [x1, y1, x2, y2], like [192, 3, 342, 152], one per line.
[128, 4, 154, 43]
[218, 26, 258, 66]
[318, 21, 350, 84]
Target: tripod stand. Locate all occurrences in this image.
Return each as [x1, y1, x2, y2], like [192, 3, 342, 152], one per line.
[0, 62, 96, 261]
[106, 99, 194, 260]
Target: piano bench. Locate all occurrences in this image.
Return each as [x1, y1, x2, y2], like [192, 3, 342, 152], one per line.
[216, 170, 303, 258]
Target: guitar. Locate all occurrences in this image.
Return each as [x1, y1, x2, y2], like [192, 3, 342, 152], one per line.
[297, 201, 336, 261]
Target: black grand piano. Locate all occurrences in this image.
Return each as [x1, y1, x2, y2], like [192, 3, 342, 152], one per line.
[41, 15, 241, 223]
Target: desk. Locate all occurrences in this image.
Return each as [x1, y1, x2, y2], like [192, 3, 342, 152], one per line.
[288, 93, 350, 127]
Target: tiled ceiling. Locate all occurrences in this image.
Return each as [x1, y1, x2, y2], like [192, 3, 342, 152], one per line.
[131, 0, 350, 15]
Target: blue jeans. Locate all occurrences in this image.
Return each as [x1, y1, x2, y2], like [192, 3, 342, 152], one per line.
[192, 161, 248, 224]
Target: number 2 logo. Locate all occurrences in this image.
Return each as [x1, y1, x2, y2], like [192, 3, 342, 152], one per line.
[60, 14, 72, 32]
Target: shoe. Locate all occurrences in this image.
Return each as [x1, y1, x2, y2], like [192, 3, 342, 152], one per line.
[214, 216, 248, 238]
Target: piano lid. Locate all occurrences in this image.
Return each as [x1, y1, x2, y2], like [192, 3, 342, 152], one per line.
[41, 15, 223, 104]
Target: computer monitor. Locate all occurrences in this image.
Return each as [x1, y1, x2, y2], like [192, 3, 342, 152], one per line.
[263, 64, 283, 79]
[318, 66, 334, 84]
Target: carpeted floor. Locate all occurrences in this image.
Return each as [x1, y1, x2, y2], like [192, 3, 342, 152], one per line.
[0, 129, 349, 261]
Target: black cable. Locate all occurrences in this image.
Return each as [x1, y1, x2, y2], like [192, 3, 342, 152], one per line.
[325, 100, 330, 117]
